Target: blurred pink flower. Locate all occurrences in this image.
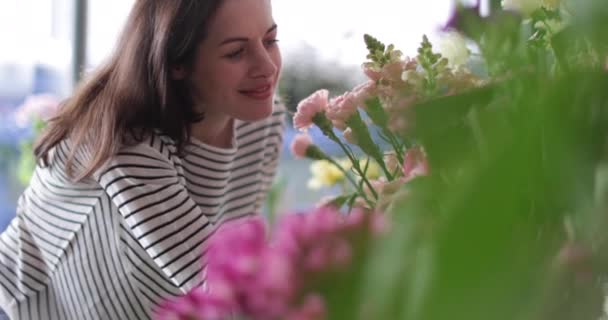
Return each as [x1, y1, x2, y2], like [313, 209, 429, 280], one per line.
[206, 217, 267, 287]
[291, 133, 313, 159]
[351, 81, 377, 109]
[362, 62, 382, 81]
[327, 93, 358, 130]
[402, 146, 430, 182]
[156, 287, 234, 320]
[14, 94, 60, 128]
[156, 207, 388, 320]
[294, 89, 329, 131]
[381, 60, 407, 83]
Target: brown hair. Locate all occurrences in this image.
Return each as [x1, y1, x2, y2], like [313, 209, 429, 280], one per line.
[34, 0, 224, 180]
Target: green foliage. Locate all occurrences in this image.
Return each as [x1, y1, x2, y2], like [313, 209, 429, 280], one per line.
[316, 1, 608, 319]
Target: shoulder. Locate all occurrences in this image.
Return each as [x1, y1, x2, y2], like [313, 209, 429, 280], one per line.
[93, 133, 183, 185]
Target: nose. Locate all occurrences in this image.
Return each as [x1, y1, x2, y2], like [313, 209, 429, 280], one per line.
[249, 43, 278, 79]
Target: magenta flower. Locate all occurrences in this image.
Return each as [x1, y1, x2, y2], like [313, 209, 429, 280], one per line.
[205, 217, 267, 291]
[156, 207, 389, 320]
[155, 287, 234, 320]
[294, 89, 329, 131]
[291, 133, 313, 159]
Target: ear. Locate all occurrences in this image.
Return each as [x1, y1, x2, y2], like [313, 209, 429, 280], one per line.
[171, 65, 187, 80]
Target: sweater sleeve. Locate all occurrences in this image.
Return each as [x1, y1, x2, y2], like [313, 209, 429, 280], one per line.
[95, 138, 212, 289]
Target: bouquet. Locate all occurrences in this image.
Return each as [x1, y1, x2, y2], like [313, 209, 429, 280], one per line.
[159, 0, 608, 319]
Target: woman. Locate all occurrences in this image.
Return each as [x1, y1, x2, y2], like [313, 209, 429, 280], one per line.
[0, 0, 284, 318]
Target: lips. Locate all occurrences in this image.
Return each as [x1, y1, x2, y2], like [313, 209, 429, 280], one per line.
[239, 84, 273, 100]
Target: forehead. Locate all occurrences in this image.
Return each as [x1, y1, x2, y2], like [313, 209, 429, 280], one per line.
[207, 0, 274, 38]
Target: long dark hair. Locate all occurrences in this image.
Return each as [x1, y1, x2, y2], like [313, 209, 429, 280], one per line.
[34, 0, 223, 180]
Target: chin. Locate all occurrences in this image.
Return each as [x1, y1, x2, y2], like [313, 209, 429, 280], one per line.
[234, 100, 274, 122]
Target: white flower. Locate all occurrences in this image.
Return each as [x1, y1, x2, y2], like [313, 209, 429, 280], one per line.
[438, 32, 470, 69]
[501, 0, 543, 16]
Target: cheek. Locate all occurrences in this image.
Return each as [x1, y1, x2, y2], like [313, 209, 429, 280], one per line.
[273, 50, 283, 74]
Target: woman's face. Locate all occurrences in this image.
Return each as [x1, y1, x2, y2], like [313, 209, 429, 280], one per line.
[188, 0, 282, 122]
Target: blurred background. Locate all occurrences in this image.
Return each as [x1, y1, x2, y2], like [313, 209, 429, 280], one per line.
[0, 0, 481, 232]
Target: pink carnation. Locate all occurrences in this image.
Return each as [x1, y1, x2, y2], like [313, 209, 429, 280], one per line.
[290, 133, 313, 159]
[351, 81, 377, 109]
[402, 146, 430, 182]
[293, 89, 329, 131]
[326, 92, 358, 130]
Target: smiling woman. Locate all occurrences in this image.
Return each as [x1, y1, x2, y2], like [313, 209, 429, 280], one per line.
[0, 0, 285, 319]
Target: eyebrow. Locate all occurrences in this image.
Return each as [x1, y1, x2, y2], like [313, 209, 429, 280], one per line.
[218, 24, 278, 46]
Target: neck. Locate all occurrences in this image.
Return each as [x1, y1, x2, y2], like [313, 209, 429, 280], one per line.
[191, 113, 234, 148]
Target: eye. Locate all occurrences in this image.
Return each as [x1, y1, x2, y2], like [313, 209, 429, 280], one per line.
[224, 48, 245, 60]
[264, 39, 279, 48]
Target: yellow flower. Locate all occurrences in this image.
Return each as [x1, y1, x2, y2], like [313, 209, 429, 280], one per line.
[359, 158, 381, 180]
[307, 160, 347, 190]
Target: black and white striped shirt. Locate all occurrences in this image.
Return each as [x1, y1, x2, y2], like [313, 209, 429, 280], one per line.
[0, 106, 285, 319]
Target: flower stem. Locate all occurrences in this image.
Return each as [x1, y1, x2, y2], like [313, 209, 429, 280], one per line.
[326, 130, 379, 201]
[325, 156, 374, 208]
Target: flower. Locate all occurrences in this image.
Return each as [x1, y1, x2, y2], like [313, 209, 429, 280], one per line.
[501, 0, 543, 16]
[293, 89, 329, 131]
[359, 158, 381, 180]
[438, 31, 470, 68]
[384, 152, 401, 175]
[308, 160, 347, 190]
[160, 206, 386, 320]
[206, 217, 268, 287]
[402, 146, 430, 182]
[351, 81, 377, 109]
[326, 92, 358, 130]
[14, 94, 60, 128]
[291, 133, 313, 159]
[362, 62, 382, 81]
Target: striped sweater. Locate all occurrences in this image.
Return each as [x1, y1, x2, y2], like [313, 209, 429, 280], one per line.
[0, 106, 285, 319]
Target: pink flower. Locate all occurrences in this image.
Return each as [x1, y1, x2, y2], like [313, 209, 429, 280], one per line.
[294, 89, 329, 131]
[326, 92, 358, 130]
[155, 287, 234, 320]
[402, 146, 430, 182]
[290, 133, 313, 159]
[157, 206, 389, 320]
[351, 81, 377, 109]
[14, 94, 60, 128]
[362, 62, 382, 81]
[381, 60, 406, 82]
[206, 217, 267, 286]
